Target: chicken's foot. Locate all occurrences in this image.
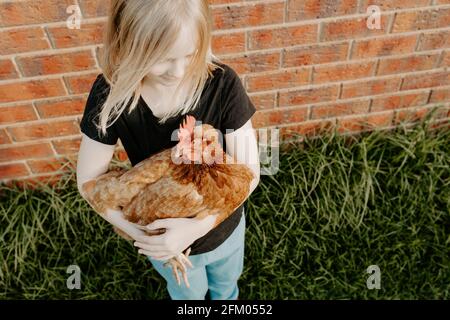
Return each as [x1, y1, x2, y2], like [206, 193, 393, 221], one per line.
[163, 247, 193, 288]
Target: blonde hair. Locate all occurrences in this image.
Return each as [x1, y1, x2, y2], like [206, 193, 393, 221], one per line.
[96, 0, 224, 136]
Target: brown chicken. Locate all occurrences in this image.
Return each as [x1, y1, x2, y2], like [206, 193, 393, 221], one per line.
[81, 115, 255, 287]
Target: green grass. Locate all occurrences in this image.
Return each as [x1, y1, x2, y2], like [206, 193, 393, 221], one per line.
[1, 114, 449, 299]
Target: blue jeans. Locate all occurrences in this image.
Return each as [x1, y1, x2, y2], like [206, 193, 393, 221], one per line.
[148, 209, 246, 300]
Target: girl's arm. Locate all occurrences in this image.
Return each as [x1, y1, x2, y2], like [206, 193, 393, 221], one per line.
[76, 133, 115, 197]
[224, 119, 261, 195]
[76, 133, 145, 240]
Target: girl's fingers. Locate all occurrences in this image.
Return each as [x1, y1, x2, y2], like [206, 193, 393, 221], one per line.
[137, 234, 166, 245]
[136, 247, 172, 257]
[152, 254, 174, 261]
[130, 222, 148, 231]
[137, 249, 173, 261]
[172, 266, 181, 285]
[179, 254, 193, 268]
[137, 249, 157, 257]
[134, 241, 166, 251]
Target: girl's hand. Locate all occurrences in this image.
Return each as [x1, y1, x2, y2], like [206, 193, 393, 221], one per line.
[104, 208, 149, 241]
[134, 215, 217, 261]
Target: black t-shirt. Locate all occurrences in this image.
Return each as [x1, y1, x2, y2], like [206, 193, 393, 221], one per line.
[79, 62, 256, 255]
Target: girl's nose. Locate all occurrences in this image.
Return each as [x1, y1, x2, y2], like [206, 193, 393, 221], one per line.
[168, 59, 185, 78]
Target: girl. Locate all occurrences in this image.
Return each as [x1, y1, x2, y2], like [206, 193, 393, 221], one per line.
[76, 0, 260, 300]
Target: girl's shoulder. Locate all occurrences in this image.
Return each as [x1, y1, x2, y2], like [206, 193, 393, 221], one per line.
[87, 73, 111, 101]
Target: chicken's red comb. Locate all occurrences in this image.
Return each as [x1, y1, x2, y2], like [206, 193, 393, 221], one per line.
[178, 115, 196, 142]
[182, 115, 196, 131]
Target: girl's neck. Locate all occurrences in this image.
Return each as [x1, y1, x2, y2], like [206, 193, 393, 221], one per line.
[140, 78, 189, 117]
[141, 75, 181, 91]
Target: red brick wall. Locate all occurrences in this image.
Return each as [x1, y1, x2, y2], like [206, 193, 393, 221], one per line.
[0, 0, 449, 184]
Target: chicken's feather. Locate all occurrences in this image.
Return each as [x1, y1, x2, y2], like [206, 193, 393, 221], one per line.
[123, 175, 210, 225]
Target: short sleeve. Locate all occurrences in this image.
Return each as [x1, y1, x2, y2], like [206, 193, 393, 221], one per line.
[220, 66, 256, 133]
[79, 74, 118, 145]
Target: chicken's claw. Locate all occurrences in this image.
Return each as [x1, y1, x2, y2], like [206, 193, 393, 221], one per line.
[163, 247, 193, 288]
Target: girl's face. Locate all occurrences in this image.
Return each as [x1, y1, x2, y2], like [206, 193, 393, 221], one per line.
[145, 24, 198, 88]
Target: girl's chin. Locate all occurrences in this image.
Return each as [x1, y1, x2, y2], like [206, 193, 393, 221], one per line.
[142, 76, 178, 87]
[161, 81, 179, 87]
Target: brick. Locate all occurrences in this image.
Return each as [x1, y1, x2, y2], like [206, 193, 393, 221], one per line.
[208, 0, 243, 4]
[279, 85, 340, 106]
[46, 22, 105, 49]
[0, 59, 18, 80]
[429, 87, 450, 103]
[0, 27, 50, 55]
[247, 68, 310, 92]
[321, 14, 390, 42]
[0, 0, 76, 27]
[0, 79, 66, 104]
[394, 105, 448, 125]
[377, 53, 440, 76]
[311, 100, 370, 119]
[392, 8, 450, 33]
[27, 157, 74, 174]
[401, 70, 450, 90]
[371, 92, 429, 112]
[351, 35, 417, 59]
[212, 32, 245, 55]
[313, 61, 376, 84]
[8, 120, 80, 142]
[0, 143, 54, 162]
[417, 30, 450, 51]
[27, 158, 61, 174]
[5, 173, 65, 189]
[336, 115, 366, 133]
[212, 1, 285, 30]
[365, 111, 394, 128]
[220, 52, 280, 75]
[287, 0, 358, 21]
[64, 72, 101, 94]
[52, 138, 82, 155]
[35, 96, 86, 118]
[95, 45, 105, 63]
[0, 104, 37, 125]
[0, 129, 11, 144]
[359, 0, 430, 12]
[342, 77, 402, 99]
[248, 93, 277, 110]
[0, 163, 29, 179]
[17, 51, 96, 77]
[280, 120, 335, 140]
[248, 24, 317, 50]
[252, 107, 308, 128]
[78, 0, 111, 18]
[440, 51, 450, 67]
[283, 43, 349, 67]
